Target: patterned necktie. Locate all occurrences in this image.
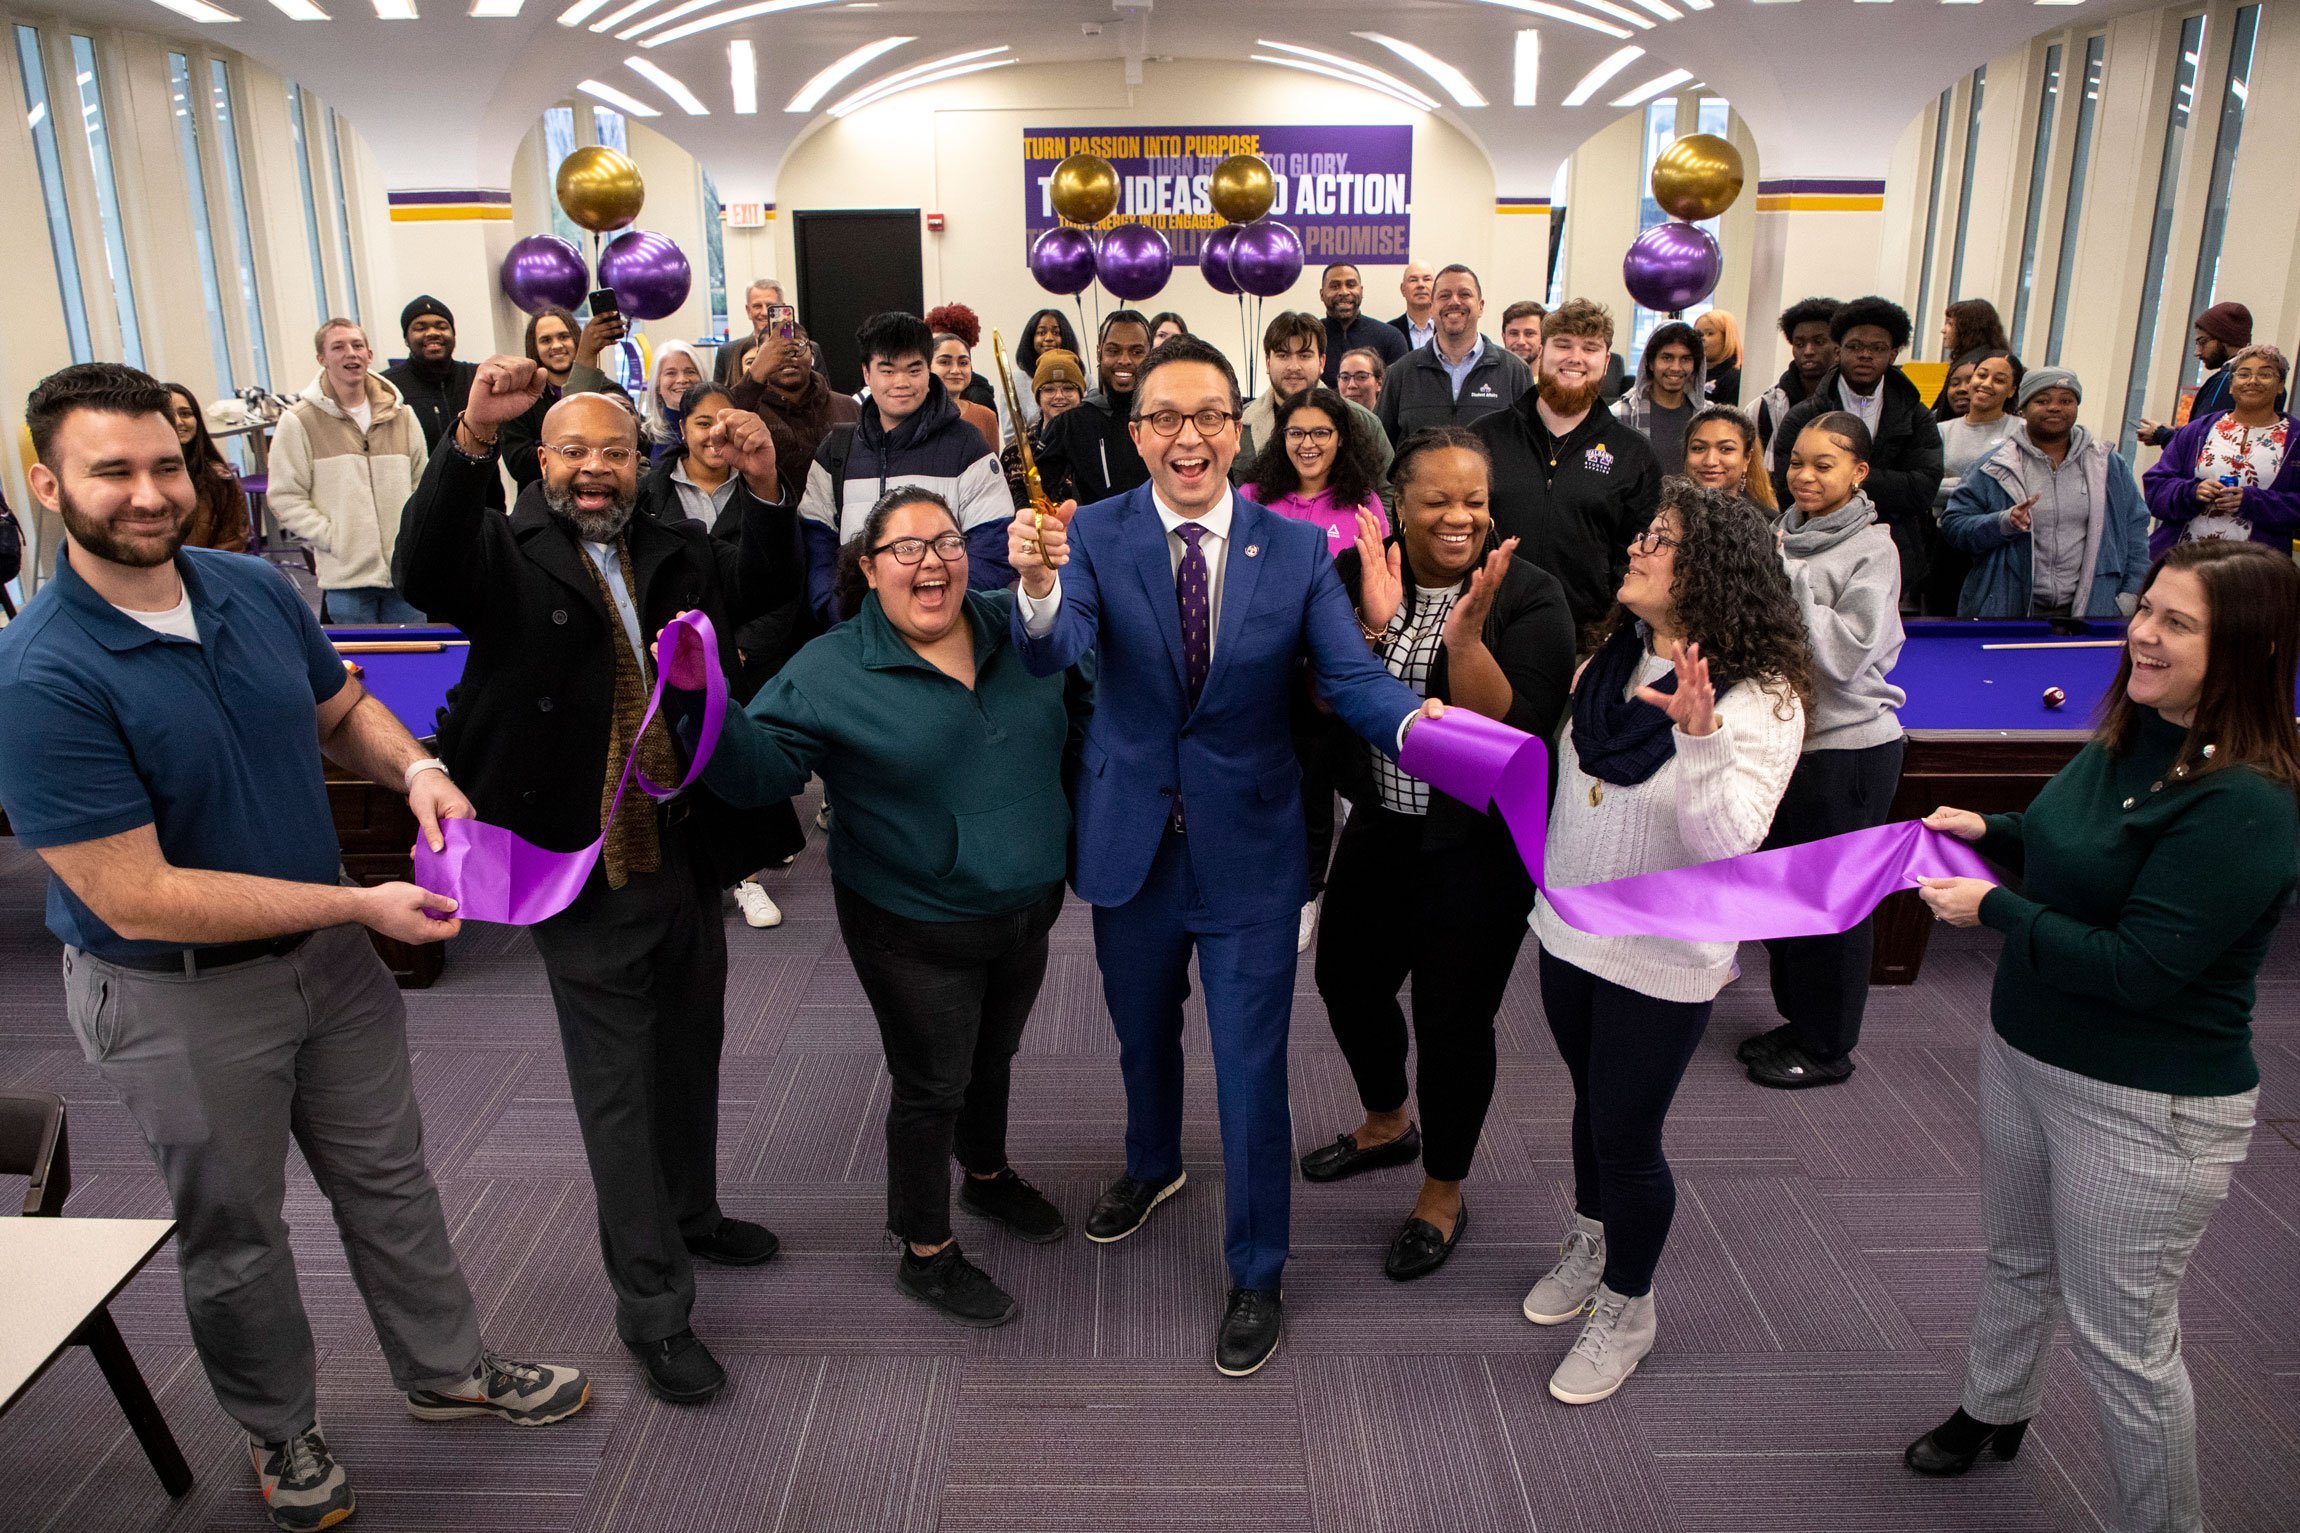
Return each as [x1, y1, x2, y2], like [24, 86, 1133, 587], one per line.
[1176, 523, 1211, 705]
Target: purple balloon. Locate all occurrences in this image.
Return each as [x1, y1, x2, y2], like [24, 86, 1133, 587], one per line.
[597, 230, 692, 321]
[1200, 224, 1243, 297]
[1228, 219, 1304, 299]
[1622, 222, 1723, 315]
[500, 234, 589, 315]
[1030, 226, 1097, 297]
[1096, 224, 1173, 303]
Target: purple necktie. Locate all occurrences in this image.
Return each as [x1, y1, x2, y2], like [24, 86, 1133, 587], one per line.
[1176, 523, 1211, 705]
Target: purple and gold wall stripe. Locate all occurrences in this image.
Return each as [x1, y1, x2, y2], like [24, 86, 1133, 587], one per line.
[388, 189, 515, 223]
[1495, 196, 1552, 217]
[1754, 179, 1885, 213]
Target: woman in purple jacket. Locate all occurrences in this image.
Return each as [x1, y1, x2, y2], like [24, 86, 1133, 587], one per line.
[2143, 345, 2298, 557]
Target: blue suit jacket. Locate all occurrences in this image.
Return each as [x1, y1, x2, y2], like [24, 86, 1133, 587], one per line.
[1013, 484, 1423, 925]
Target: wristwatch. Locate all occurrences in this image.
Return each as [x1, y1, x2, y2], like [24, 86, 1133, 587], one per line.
[404, 757, 452, 792]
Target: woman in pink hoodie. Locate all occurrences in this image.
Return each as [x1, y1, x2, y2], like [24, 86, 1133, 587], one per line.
[1245, 385, 1390, 556]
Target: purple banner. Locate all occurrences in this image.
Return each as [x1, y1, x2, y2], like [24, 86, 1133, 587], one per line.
[412, 610, 727, 926]
[1022, 126, 1412, 265]
[1399, 711, 1993, 942]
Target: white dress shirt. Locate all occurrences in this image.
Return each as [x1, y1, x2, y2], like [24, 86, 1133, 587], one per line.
[1405, 317, 1435, 351]
[1018, 488, 1235, 654]
[582, 539, 647, 664]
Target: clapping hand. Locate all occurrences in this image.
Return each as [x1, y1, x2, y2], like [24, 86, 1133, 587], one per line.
[1442, 537, 1518, 651]
[1635, 640, 1718, 737]
[1354, 508, 1403, 636]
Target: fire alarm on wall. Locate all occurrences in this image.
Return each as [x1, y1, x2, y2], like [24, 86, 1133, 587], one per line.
[927, 212, 946, 232]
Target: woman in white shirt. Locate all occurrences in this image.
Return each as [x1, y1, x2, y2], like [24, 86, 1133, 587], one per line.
[1522, 479, 1810, 1407]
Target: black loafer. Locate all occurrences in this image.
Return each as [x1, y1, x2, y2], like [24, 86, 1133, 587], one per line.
[1299, 1123, 1422, 1183]
[1735, 1023, 1799, 1066]
[1382, 1202, 1467, 1282]
[685, 1217, 781, 1265]
[1215, 1287, 1283, 1377]
[629, 1328, 726, 1405]
[1748, 1043, 1855, 1090]
[1085, 1171, 1187, 1243]
[1905, 1410, 2029, 1475]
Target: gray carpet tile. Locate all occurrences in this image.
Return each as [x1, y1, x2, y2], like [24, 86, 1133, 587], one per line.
[5, 801, 2299, 1531]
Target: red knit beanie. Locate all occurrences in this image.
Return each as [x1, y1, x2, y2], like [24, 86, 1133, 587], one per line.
[2195, 301, 2252, 351]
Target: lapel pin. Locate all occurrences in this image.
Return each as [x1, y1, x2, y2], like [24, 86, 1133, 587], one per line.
[1244, 544, 1260, 558]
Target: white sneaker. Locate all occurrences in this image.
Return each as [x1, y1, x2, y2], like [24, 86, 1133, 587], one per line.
[1547, 1283, 1656, 1405]
[732, 880, 782, 929]
[815, 802, 833, 831]
[1522, 1212, 1606, 1324]
[1297, 900, 1320, 954]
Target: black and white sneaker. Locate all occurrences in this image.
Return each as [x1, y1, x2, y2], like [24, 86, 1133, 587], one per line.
[1084, 1171, 1187, 1243]
[959, 1168, 1067, 1243]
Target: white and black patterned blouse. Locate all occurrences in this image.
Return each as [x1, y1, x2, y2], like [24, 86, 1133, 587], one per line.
[1371, 581, 1464, 815]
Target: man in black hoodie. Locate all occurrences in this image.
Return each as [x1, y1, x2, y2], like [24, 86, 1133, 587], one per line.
[1752, 297, 1839, 460]
[382, 296, 478, 451]
[1769, 296, 1944, 606]
[1473, 297, 1661, 637]
[1036, 310, 1152, 505]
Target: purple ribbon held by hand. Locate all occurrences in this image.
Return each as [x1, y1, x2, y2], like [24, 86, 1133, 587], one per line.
[412, 610, 728, 926]
[1399, 710, 1992, 941]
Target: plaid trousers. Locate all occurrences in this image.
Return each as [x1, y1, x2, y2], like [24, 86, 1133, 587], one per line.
[1961, 1028, 2256, 1533]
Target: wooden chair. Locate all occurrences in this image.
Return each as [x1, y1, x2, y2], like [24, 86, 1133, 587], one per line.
[0, 1088, 194, 1497]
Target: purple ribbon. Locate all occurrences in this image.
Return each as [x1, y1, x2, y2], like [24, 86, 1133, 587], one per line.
[412, 610, 727, 925]
[1398, 710, 1992, 941]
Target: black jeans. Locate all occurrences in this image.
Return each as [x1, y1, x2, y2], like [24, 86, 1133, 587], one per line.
[1537, 949, 1711, 1298]
[1758, 738, 1906, 1060]
[1315, 806, 1535, 1180]
[834, 880, 1063, 1245]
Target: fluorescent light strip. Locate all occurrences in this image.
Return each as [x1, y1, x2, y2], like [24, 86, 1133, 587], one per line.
[1679, 0, 1711, 8]
[1463, 1, 1630, 42]
[1561, 44, 1641, 104]
[579, 78, 662, 115]
[1629, 0, 1681, 17]
[1250, 56, 1434, 113]
[627, 56, 708, 112]
[267, 0, 328, 17]
[1352, 32, 1487, 107]
[729, 38, 756, 112]
[786, 34, 914, 111]
[1513, 28, 1539, 106]
[151, 0, 242, 19]
[471, 0, 525, 14]
[826, 44, 1008, 110]
[591, 0, 662, 30]
[371, 0, 416, 14]
[1609, 66, 1691, 106]
[829, 56, 1015, 117]
[630, 0, 831, 45]
[1256, 40, 1440, 109]
[1567, 0, 1654, 31]
[557, 0, 613, 22]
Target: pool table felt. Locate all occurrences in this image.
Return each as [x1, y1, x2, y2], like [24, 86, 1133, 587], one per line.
[326, 626, 467, 742]
[1893, 621, 2126, 735]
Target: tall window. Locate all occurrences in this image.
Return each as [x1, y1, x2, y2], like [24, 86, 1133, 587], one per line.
[327, 111, 363, 327]
[68, 35, 142, 369]
[1545, 159, 1569, 311]
[1944, 65, 1987, 317]
[700, 168, 728, 332]
[2183, 2, 2258, 385]
[1912, 86, 1953, 359]
[2045, 35, 2106, 364]
[594, 105, 628, 152]
[2119, 13, 2208, 456]
[168, 52, 235, 394]
[543, 105, 584, 253]
[2009, 43, 2063, 353]
[17, 25, 91, 362]
[287, 84, 331, 321]
[209, 60, 272, 390]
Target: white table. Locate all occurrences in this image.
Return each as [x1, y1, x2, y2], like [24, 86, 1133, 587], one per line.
[0, 1217, 193, 1494]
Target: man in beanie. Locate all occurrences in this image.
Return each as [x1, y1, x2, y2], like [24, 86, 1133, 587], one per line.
[2135, 303, 2281, 446]
[1941, 366, 2147, 619]
[382, 296, 478, 451]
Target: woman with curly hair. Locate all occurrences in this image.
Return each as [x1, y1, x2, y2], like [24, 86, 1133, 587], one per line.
[1244, 385, 1390, 554]
[1522, 478, 1810, 1407]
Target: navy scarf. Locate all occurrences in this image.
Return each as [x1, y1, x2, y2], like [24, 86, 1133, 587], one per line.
[1571, 624, 1682, 787]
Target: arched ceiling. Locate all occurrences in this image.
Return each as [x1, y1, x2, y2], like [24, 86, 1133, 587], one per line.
[45, 0, 2169, 194]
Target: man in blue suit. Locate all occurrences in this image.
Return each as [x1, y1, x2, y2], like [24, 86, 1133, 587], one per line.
[1010, 335, 1435, 1375]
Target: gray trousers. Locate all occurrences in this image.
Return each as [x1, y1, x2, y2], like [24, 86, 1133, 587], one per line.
[61, 924, 482, 1442]
[1961, 1029, 2255, 1533]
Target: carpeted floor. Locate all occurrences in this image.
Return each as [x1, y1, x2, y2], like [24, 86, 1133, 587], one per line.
[3, 798, 2297, 1532]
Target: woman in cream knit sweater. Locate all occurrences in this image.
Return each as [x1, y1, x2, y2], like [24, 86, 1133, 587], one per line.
[1523, 479, 1812, 1407]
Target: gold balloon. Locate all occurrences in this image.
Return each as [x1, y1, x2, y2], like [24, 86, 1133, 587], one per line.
[556, 145, 646, 235]
[1049, 153, 1120, 225]
[1209, 153, 1276, 225]
[1650, 133, 1744, 222]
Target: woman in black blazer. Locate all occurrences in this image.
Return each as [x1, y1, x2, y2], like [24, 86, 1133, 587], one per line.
[1297, 426, 1578, 1279]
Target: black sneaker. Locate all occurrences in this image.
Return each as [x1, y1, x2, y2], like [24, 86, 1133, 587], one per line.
[896, 1243, 1019, 1328]
[959, 1168, 1068, 1243]
[1735, 1023, 1799, 1066]
[629, 1328, 727, 1404]
[1084, 1171, 1187, 1243]
[1748, 1041, 1856, 1090]
[1215, 1287, 1283, 1377]
[685, 1217, 781, 1266]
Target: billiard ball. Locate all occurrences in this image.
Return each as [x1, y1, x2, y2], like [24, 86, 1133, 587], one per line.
[2042, 686, 2066, 710]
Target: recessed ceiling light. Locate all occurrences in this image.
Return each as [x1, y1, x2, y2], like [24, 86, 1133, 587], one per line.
[149, 0, 242, 20]
[1513, 29, 1539, 106]
[589, 0, 662, 30]
[470, 0, 524, 14]
[556, 0, 613, 22]
[1609, 66, 1692, 106]
[1562, 45, 1642, 105]
[627, 56, 708, 113]
[787, 34, 915, 111]
[579, 78, 661, 115]
[370, 0, 416, 15]
[1256, 41, 1440, 109]
[1251, 55, 1435, 113]
[729, 38, 756, 113]
[1352, 33, 1486, 107]
[1628, 0, 1682, 18]
[828, 52, 1016, 117]
[267, 0, 328, 19]
[630, 0, 836, 46]
[1462, 1, 1630, 42]
[1566, 0, 1654, 32]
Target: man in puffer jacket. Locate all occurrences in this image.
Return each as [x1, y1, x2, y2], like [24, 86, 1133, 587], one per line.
[270, 318, 430, 623]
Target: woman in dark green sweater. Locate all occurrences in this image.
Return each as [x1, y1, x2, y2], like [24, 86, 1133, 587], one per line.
[1906, 539, 2300, 1531]
[669, 486, 1072, 1331]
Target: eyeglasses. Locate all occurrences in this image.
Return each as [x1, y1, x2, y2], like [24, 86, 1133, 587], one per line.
[868, 531, 968, 564]
[1137, 408, 1238, 438]
[1839, 340, 1895, 359]
[545, 443, 638, 468]
[1283, 426, 1337, 446]
[1629, 528, 1682, 555]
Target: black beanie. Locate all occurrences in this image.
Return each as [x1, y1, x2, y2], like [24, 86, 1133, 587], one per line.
[400, 294, 454, 335]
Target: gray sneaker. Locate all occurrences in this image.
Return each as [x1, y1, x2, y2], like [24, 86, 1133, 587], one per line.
[1521, 1213, 1606, 1325]
[405, 1351, 591, 1425]
[248, 1426, 354, 1531]
[1547, 1283, 1657, 1405]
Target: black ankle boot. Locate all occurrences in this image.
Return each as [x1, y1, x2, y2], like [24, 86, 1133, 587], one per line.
[1904, 1408, 2030, 1476]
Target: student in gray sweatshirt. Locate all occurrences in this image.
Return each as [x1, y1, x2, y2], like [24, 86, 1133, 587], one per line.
[1738, 411, 1907, 1090]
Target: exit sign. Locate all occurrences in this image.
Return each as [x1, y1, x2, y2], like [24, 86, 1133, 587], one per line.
[722, 202, 769, 228]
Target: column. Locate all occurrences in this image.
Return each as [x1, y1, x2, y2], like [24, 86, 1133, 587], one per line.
[1742, 179, 1887, 382]
[379, 189, 522, 357]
